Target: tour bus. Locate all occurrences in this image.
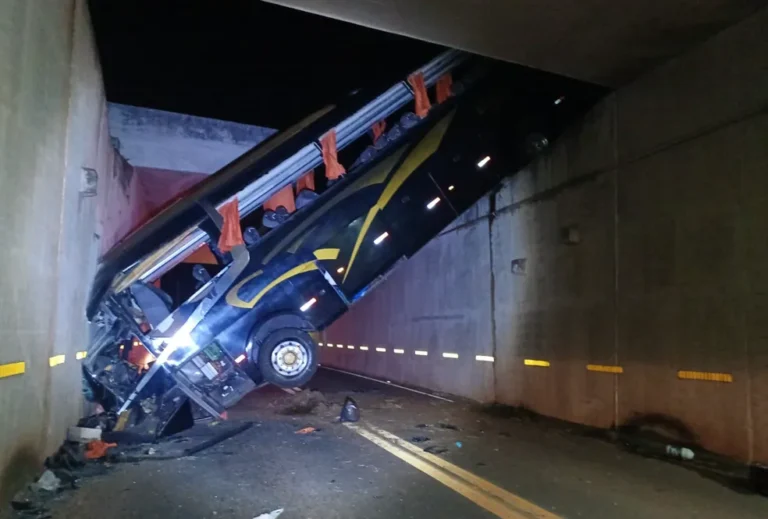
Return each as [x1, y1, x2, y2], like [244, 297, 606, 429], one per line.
[83, 51, 602, 435]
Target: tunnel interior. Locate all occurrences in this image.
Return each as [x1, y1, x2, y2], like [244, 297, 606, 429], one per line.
[1, 0, 768, 516]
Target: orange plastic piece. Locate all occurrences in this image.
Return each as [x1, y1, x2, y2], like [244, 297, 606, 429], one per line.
[184, 244, 218, 265]
[371, 120, 387, 143]
[436, 73, 453, 104]
[408, 72, 431, 118]
[321, 129, 346, 180]
[85, 440, 118, 459]
[263, 184, 297, 214]
[217, 198, 245, 253]
[296, 170, 316, 192]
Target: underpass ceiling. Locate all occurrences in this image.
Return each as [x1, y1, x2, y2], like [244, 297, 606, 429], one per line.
[265, 0, 766, 86]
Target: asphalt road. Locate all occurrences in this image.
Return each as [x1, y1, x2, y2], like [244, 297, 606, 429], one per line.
[46, 368, 768, 518]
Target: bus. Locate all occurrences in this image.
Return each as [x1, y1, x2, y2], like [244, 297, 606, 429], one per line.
[83, 51, 604, 435]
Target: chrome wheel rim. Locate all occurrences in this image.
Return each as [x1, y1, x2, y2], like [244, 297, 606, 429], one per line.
[270, 340, 309, 377]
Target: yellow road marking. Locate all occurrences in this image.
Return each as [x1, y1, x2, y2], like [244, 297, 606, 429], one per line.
[524, 359, 550, 367]
[346, 423, 558, 519]
[0, 362, 25, 379]
[49, 355, 66, 367]
[586, 364, 623, 374]
[678, 370, 732, 383]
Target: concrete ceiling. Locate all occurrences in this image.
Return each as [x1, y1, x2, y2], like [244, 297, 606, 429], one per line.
[265, 0, 766, 86]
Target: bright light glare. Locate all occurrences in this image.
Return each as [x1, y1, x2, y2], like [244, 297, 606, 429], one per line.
[376, 347, 386, 353]
[475, 355, 495, 362]
[347, 345, 355, 349]
[318, 342, 323, 346]
[554, 96, 565, 105]
[448, 185, 455, 191]
[477, 156, 491, 168]
[336, 266, 345, 274]
[373, 231, 389, 245]
[394, 349, 405, 354]
[337, 344, 344, 348]
[360, 346, 369, 351]
[235, 354, 246, 364]
[300, 297, 317, 312]
[426, 197, 440, 210]
[442, 352, 459, 359]
[414, 350, 428, 356]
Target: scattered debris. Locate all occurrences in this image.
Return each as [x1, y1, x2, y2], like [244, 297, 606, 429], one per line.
[415, 424, 429, 429]
[665, 445, 695, 460]
[278, 390, 326, 415]
[85, 440, 118, 460]
[436, 422, 459, 431]
[77, 412, 116, 431]
[340, 397, 360, 423]
[146, 447, 157, 456]
[114, 410, 131, 432]
[253, 508, 284, 519]
[31, 470, 60, 493]
[424, 446, 448, 455]
[455, 441, 463, 448]
[67, 426, 102, 443]
[295, 427, 317, 435]
[410, 436, 430, 443]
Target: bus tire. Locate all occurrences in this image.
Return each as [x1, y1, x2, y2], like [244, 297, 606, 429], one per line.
[257, 327, 318, 388]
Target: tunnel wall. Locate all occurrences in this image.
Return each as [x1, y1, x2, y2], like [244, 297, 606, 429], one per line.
[322, 6, 768, 462]
[0, 0, 118, 503]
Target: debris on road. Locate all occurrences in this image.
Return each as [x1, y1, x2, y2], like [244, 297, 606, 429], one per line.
[85, 440, 118, 460]
[67, 426, 102, 443]
[31, 471, 60, 493]
[436, 422, 459, 431]
[278, 390, 326, 415]
[253, 508, 284, 519]
[340, 397, 360, 423]
[295, 427, 317, 435]
[424, 446, 448, 455]
[665, 445, 695, 460]
[410, 436, 430, 443]
[455, 441, 463, 448]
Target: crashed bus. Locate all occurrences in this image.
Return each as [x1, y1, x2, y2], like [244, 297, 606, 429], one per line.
[83, 50, 602, 435]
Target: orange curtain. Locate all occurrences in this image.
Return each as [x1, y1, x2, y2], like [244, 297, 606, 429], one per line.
[372, 120, 387, 143]
[263, 184, 296, 213]
[217, 198, 244, 253]
[408, 72, 431, 118]
[436, 73, 453, 104]
[296, 170, 315, 192]
[321, 130, 346, 180]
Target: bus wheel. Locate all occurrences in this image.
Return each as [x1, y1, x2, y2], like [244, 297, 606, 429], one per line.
[257, 328, 318, 387]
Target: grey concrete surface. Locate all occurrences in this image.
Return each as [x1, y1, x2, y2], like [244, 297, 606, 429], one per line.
[107, 103, 275, 174]
[323, 5, 768, 462]
[0, 0, 112, 504]
[41, 369, 768, 519]
[266, 0, 766, 86]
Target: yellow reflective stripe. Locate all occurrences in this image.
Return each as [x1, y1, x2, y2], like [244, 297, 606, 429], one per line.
[49, 355, 66, 367]
[524, 359, 550, 367]
[0, 362, 25, 379]
[587, 364, 623, 374]
[678, 370, 732, 383]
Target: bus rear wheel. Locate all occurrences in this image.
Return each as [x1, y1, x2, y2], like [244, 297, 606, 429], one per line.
[257, 328, 318, 387]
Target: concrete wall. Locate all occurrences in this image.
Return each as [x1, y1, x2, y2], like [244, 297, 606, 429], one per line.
[322, 6, 768, 463]
[0, 0, 114, 503]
